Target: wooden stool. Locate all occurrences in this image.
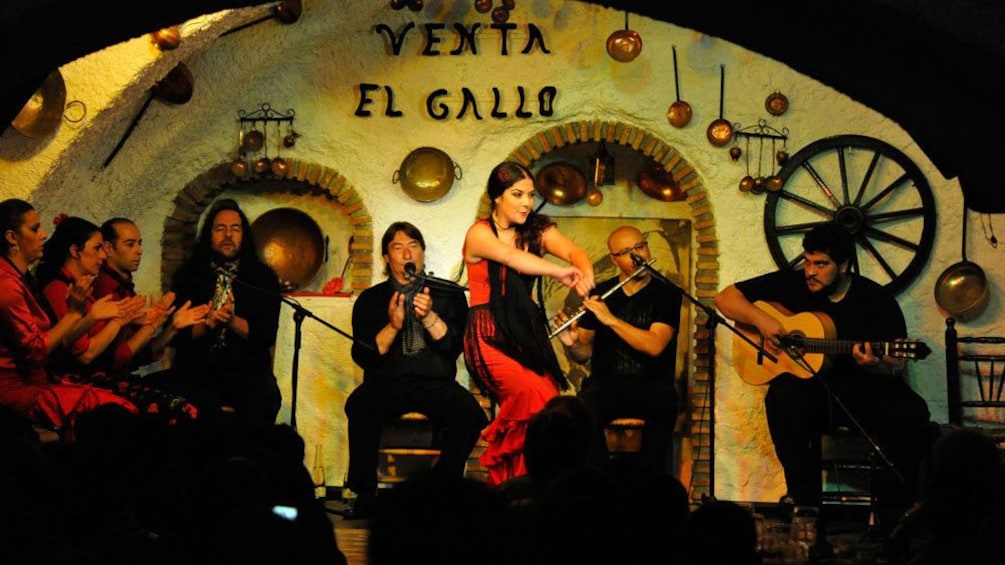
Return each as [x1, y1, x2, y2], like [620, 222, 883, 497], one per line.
[377, 412, 441, 485]
[604, 418, 645, 455]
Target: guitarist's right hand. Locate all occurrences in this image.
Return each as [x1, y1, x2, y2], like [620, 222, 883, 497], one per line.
[754, 315, 787, 354]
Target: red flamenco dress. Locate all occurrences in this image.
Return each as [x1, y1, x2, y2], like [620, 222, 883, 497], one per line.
[0, 257, 136, 437]
[463, 245, 568, 487]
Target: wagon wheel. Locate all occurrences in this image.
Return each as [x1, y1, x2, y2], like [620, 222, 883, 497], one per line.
[764, 135, 936, 295]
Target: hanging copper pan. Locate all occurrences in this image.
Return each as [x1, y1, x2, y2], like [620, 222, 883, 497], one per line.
[637, 164, 684, 202]
[934, 209, 989, 321]
[11, 70, 67, 138]
[536, 162, 588, 206]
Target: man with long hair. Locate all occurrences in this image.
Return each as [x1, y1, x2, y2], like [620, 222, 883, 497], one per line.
[147, 199, 283, 434]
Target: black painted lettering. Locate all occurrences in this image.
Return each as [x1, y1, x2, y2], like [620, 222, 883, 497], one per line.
[426, 89, 450, 120]
[491, 22, 518, 55]
[538, 86, 557, 117]
[375, 22, 414, 56]
[422, 23, 447, 56]
[490, 87, 507, 118]
[384, 85, 403, 117]
[515, 86, 531, 118]
[457, 88, 483, 120]
[450, 23, 481, 55]
[355, 83, 380, 117]
[522, 23, 551, 54]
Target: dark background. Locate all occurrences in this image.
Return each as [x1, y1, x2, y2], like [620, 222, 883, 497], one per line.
[4, 1, 1003, 211]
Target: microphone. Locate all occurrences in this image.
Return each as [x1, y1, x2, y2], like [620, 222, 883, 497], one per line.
[402, 262, 468, 291]
[630, 252, 648, 268]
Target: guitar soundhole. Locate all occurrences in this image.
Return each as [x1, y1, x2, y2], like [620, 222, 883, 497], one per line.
[784, 333, 806, 348]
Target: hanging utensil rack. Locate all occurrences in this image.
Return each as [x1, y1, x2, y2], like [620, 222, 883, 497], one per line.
[732, 118, 789, 142]
[238, 102, 296, 128]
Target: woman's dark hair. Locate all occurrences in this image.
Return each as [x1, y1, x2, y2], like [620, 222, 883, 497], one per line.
[486, 161, 554, 252]
[0, 198, 34, 257]
[194, 198, 259, 264]
[36, 216, 100, 287]
[802, 223, 855, 266]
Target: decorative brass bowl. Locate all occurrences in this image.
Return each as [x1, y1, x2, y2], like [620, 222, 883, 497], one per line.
[251, 208, 325, 292]
[394, 147, 461, 202]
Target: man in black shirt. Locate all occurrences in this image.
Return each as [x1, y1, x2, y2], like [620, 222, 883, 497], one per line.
[556, 225, 683, 474]
[344, 221, 486, 518]
[714, 223, 933, 524]
[148, 198, 283, 435]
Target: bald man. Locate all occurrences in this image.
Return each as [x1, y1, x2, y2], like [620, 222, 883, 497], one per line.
[555, 225, 682, 474]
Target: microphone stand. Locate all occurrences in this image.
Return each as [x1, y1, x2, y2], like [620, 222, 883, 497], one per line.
[631, 253, 776, 366]
[233, 277, 373, 431]
[405, 270, 468, 292]
[630, 253, 777, 502]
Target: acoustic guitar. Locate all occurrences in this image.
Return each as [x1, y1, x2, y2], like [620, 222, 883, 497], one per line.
[733, 301, 931, 385]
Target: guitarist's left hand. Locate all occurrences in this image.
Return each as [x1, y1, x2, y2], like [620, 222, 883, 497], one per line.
[853, 341, 907, 375]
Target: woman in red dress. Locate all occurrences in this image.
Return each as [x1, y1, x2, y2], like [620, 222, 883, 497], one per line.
[463, 161, 595, 487]
[35, 215, 199, 419]
[0, 199, 135, 436]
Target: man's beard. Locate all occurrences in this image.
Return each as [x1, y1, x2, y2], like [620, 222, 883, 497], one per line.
[813, 273, 844, 297]
[210, 250, 239, 264]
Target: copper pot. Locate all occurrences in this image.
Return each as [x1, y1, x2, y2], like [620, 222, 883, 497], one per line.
[935, 209, 989, 321]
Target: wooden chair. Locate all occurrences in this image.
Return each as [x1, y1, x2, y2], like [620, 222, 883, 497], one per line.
[377, 412, 441, 485]
[945, 317, 1005, 443]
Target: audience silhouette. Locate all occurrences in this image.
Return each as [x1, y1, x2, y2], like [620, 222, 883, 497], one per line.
[0, 403, 347, 565]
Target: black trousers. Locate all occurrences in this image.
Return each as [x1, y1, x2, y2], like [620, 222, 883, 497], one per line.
[578, 378, 679, 475]
[343, 376, 487, 493]
[765, 373, 934, 517]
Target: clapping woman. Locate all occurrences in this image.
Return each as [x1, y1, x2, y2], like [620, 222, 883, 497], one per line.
[0, 199, 135, 436]
[36, 215, 196, 418]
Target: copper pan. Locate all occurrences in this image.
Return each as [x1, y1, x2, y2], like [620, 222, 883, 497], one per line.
[536, 162, 587, 206]
[934, 209, 989, 321]
[251, 208, 325, 292]
[637, 164, 685, 202]
[11, 70, 67, 138]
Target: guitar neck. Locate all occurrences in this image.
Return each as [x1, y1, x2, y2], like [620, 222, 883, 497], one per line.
[787, 338, 924, 359]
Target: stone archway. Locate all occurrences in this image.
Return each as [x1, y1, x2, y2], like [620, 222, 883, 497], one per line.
[484, 119, 718, 501]
[160, 160, 376, 294]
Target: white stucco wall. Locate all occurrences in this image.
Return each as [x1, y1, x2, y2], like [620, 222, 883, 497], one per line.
[2, 1, 1003, 503]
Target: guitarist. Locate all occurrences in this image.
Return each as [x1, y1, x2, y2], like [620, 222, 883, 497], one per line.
[714, 223, 933, 528]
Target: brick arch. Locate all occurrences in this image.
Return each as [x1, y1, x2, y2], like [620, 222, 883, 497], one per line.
[160, 160, 375, 294]
[481, 119, 717, 501]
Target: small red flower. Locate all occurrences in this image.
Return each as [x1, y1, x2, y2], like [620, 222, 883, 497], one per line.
[53, 213, 68, 226]
[498, 169, 510, 183]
